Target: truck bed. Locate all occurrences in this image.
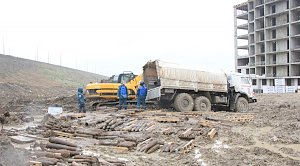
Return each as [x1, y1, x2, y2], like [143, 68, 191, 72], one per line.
[144, 60, 228, 93]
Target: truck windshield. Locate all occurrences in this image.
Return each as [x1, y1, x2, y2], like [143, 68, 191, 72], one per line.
[241, 77, 250, 84]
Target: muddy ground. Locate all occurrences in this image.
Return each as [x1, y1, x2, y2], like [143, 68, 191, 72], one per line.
[0, 93, 299, 166]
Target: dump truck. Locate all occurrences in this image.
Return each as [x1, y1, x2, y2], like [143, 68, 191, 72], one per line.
[143, 60, 256, 112]
[85, 72, 142, 109]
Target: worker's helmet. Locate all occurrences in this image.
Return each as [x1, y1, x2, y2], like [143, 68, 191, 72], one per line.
[78, 87, 83, 93]
[140, 81, 144, 86]
[121, 80, 126, 85]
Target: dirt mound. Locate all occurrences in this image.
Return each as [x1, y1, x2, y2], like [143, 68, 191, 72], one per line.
[0, 54, 107, 109]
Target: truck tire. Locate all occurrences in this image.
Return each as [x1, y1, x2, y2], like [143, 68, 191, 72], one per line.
[174, 93, 194, 112]
[235, 97, 249, 112]
[194, 96, 211, 112]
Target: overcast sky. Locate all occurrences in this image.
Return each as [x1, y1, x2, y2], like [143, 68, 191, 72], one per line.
[0, 0, 246, 76]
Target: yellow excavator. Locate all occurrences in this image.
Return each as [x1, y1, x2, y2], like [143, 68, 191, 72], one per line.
[85, 71, 142, 109]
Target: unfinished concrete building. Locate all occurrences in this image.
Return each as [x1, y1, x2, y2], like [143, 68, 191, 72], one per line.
[234, 0, 300, 93]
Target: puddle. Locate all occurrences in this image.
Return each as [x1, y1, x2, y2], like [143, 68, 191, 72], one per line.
[212, 140, 231, 153]
[194, 149, 207, 166]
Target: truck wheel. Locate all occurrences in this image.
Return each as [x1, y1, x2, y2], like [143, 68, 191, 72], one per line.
[174, 93, 194, 112]
[235, 97, 249, 112]
[194, 96, 211, 112]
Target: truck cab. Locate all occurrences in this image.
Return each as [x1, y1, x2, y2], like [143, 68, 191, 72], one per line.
[227, 73, 257, 103]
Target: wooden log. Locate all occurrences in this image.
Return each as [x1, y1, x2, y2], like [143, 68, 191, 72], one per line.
[146, 144, 160, 154]
[169, 143, 177, 153]
[72, 155, 98, 163]
[35, 151, 62, 159]
[108, 119, 117, 126]
[181, 140, 194, 154]
[117, 141, 136, 148]
[29, 161, 42, 166]
[56, 163, 68, 166]
[97, 122, 107, 129]
[139, 123, 150, 132]
[74, 133, 93, 138]
[35, 159, 55, 166]
[104, 118, 114, 125]
[207, 128, 217, 139]
[137, 138, 152, 152]
[98, 140, 118, 146]
[76, 129, 103, 136]
[100, 131, 127, 137]
[96, 135, 118, 139]
[46, 149, 80, 157]
[71, 162, 85, 166]
[110, 121, 124, 130]
[143, 140, 157, 153]
[67, 158, 96, 163]
[36, 157, 59, 165]
[46, 143, 78, 151]
[124, 137, 137, 143]
[105, 159, 126, 165]
[49, 137, 77, 147]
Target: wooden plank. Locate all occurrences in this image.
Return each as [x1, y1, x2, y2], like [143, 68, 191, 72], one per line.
[207, 128, 217, 139]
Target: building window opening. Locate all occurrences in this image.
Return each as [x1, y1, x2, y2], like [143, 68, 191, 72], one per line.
[272, 5, 276, 13]
[272, 42, 276, 51]
[272, 17, 276, 26]
[286, 79, 292, 86]
[272, 29, 276, 39]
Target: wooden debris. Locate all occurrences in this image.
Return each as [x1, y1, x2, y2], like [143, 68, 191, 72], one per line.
[29, 161, 42, 166]
[146, 144, 160, 154]
[117, 141, 136, 148]
[46, 143, 79, 151]
[49, 137, 77, 147]
[207, 128, 217, 139]
[155, 117, 180, 123]
[113, 147, 129, 154]
[180, 140, 194, 154]
[98, 140, 119, 146]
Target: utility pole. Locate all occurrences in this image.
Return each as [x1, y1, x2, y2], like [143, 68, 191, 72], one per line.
[36, 47, 39, 61]
[60, 53, 62, 66]
[75, 57, 78, 70]
[2, 36, 5, 55]
[48, 51, 50, 63]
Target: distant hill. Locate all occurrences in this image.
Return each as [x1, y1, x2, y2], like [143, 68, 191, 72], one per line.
[0, 54, 107, 106]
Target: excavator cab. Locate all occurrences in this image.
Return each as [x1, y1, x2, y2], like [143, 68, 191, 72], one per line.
[111, 72, 136, 84]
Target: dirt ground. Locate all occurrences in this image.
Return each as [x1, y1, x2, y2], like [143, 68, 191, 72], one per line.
[0, 93, 299, 166]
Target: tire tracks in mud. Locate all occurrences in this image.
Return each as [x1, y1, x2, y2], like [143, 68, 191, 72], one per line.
[233, 126, 300, 161]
